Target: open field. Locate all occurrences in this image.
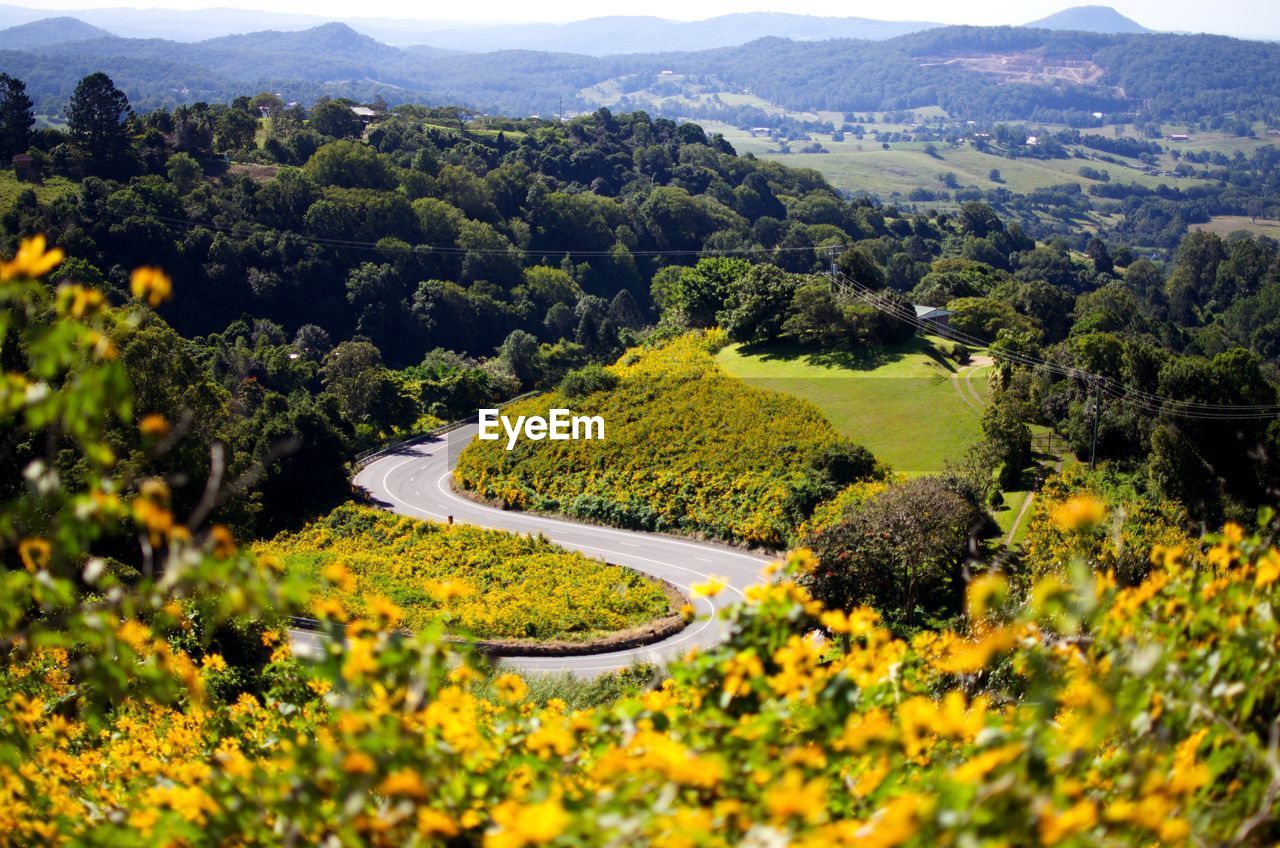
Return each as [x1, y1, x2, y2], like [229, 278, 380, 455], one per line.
[1190, 216, 1280, 238]
[714, 337, 988, 476]
[0, 170, 78, 208]
[704, 121, 1216, 199]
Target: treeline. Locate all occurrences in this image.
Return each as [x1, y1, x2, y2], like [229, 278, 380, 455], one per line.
[0, 71, 908, 536]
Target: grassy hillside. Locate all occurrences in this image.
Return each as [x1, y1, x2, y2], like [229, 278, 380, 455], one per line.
[715, 337, 988, 476]
[705, 122, 1216, 200]
[1189, 215, 1280, 238]
[256, 504, 672, 641]
[0, 171, 78, 209]
[456, 331, 876, 547]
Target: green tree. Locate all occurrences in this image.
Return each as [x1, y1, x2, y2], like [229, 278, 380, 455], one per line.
[718, 264, 796, 343]
[304, 140, 394, 190]
[309, 101, 362, 139]
[166, 152, 203, 193]
[803, 477, 978, 628]
[66, 72, 134, 174]
[498, 330, 542, 389]
[0, 73, 35, 161]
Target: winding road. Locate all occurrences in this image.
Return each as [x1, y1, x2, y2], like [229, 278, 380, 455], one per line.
[296, 424, 773, 674]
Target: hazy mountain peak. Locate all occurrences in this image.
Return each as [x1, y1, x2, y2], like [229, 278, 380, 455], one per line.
[1026, 5, 1151, 34]
[0, 15, 114, 47]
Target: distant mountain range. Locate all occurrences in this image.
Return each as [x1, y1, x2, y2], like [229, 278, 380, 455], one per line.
[0, 5, 1157, 51]
[1, 11, 1277, 125]
[1026, 5, 1150, 34]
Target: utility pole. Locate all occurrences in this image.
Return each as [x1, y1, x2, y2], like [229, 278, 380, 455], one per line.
[1089, 378, 1102, 470]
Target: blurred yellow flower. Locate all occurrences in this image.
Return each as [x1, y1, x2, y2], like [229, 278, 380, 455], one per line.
[18, 537, 51, 572]
[1, 235, 63, 280]
[1039, 799, 1097, 845]
[487, 798, 569, 847]
[494, 673, 528, 704]
[138, 413, 169, 438]
[130, 266, 172, 306]
[691, 576, 727, 598]
[1051, 495, 1107, 532]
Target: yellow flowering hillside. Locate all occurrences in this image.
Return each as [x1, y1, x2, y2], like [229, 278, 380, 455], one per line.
[257, 504, 673, 641]
[456, 331, 880, 547]
[6, 526, 1280, 845]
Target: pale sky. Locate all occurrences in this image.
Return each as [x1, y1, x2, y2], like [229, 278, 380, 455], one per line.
[11, 0, 1280, 37]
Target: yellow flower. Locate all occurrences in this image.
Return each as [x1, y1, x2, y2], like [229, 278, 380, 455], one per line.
[130, 266, 172, 306]
[55, 283, 105, 318]
[418, 808, 460, 838]
[1255, 550, 1280, 588]
[487, 798, 569, 847]
[966, 572, 1009, 621]
[201, 653, 227, 673]
[1051, 495, 1107, 532]
[691, 576, 727, 598]
[139, 413, 169, 438]
[1039, 799, 1097, 845]
[341, 751, 375, 774]
[379, 768, 428, 799]
[341, 638, 378, 681]
[1, 235, 64, 280]
[494, 673, 529, 704]
[764, 769, 827, 824]
[18, 537, 51, 572]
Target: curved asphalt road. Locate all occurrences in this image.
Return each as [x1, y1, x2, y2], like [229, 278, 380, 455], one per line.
[298, 424, 772, 674]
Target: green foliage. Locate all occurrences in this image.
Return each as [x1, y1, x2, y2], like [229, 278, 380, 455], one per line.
[558, 363, 619, 400]
[65, 72, 133, 175]
[802, 476, 982, 628]
[0, 73, 34, 161]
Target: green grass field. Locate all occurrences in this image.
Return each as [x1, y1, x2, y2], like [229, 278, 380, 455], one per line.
[0, 170, 78, 209]
[715, 337, 988, 476]
[1190, 216, 1280, 238]
[703, 121, 1216, 200]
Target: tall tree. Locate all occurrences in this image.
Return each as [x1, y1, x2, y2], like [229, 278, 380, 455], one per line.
[0, 73, 34, 161]
[66, 72, 133, 174]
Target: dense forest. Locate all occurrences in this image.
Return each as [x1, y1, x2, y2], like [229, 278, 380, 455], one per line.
[2, 20, 1280, 121]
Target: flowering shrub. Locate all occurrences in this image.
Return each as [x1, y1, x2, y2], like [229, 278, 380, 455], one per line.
[1023, 464, 1200, 585]
[257, 504, 673, 641]
[456, 331, 877, 547]
[3, 240, 1279, 846]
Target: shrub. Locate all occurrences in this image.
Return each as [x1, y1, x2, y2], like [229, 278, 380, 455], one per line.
[558, 363, 619, 399]
[802, 477, 982, 628]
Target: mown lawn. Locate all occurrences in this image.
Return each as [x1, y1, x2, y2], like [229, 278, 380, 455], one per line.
[715, 337, 988, 476]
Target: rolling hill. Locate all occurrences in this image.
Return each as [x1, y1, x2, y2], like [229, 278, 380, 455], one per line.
[0, 15, 113, 48]
[1027, 5, 1151, 34]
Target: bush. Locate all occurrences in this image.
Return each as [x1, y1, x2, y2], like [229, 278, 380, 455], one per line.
[951, 342, 972, 364]
[802, 477, 982, 628]
[558, 363, 620, 400]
